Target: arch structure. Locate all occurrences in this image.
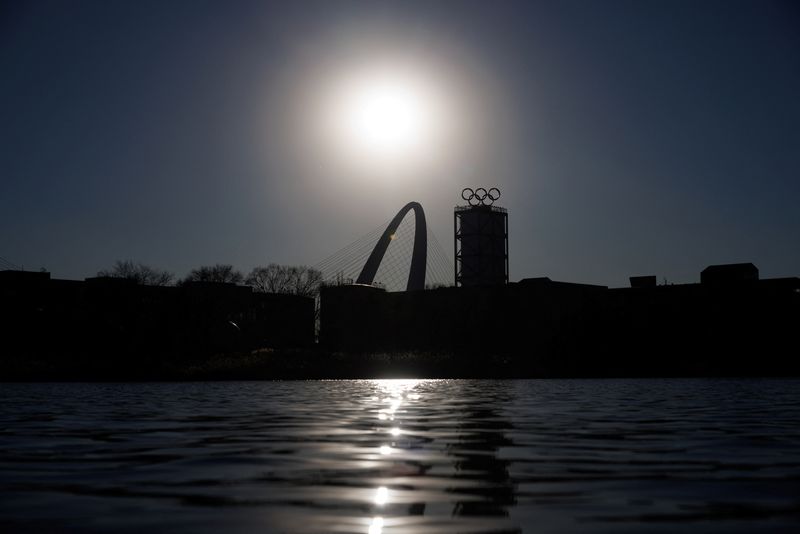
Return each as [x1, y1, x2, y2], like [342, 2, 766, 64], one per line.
[356, 201, 427, 291]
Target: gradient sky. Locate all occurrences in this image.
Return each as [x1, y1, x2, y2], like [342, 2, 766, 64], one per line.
[1, 0, 798, 288]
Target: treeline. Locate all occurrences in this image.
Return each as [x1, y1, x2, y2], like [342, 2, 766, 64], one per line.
[97, 260, 322, 298]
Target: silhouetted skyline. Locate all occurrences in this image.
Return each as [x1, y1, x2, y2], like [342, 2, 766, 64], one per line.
[2, 0, 798, 287]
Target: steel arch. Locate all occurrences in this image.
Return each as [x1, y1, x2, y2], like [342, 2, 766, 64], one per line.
[356, 202, 427, 291]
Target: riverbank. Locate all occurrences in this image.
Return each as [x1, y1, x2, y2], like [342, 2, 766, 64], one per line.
[3, 346, 798, 380]
[1, 348, 511, 381]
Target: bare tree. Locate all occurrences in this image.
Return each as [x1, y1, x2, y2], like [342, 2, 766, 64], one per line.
[183, 264, 244, 284]
[98, 260, 174, 286]
[246, 264, 323, 298]
[291, 265, 324, 298]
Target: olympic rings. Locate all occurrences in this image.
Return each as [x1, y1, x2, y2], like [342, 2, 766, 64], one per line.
[461, 187, 501, 206]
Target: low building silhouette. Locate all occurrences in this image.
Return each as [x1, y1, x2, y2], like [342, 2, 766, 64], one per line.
[0, 271, 315, 362]
[701, 262, 759, 285]
[3, 261, 798, 377]
[320, 264, 800, 376]
[629, 275, 657, 288]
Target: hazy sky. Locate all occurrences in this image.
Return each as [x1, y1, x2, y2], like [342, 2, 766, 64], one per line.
[2, 0, 798, 287]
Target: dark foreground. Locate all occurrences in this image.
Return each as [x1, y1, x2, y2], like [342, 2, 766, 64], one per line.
[2, 379, 799, 533]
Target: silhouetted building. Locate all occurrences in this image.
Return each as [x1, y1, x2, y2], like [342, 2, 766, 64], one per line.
[701, 263, 759, 285]
[320, 277, 607, 354]
[320, 263, 800, 377]
[0, 270, 50, 284]
[454, 204, 508, 287]
[0, 270, 315, 361]
[629, 275, 657, 288]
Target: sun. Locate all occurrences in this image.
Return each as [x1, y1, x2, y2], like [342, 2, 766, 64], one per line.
[345, 78, 425, 153]
[332, 69, 440, 162]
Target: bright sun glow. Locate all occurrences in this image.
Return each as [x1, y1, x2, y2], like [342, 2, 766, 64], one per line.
[346, 79, 424, 153]
[332, 70, 441, 162]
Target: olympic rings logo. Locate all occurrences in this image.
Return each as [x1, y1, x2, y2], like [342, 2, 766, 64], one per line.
[461, 187, 501, 206]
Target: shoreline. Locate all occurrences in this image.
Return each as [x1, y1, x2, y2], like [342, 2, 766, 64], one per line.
[3, 347, 798, 381]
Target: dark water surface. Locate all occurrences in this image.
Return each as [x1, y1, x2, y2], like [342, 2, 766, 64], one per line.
[1, 379, 799, 533]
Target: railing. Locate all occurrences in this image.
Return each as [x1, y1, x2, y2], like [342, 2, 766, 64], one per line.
[454, 204, 508, 214]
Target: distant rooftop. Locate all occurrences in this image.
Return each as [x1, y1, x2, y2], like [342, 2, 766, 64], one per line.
[701, 263, 759, 285]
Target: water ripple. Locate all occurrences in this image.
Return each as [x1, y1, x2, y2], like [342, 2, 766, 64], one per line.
[1, 379, 799, 532]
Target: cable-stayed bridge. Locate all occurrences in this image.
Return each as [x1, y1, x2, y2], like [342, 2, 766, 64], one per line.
[314, 202, 452, 292]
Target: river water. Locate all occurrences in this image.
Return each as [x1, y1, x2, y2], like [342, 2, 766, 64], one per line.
[1, 379, 799, 533]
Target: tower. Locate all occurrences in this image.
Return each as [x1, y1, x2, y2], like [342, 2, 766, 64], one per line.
[454, 188, 508, 287]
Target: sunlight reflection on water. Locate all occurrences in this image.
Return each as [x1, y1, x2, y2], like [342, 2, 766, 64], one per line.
[368, 380, 419, 531]
[1, 379, 800, 533]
